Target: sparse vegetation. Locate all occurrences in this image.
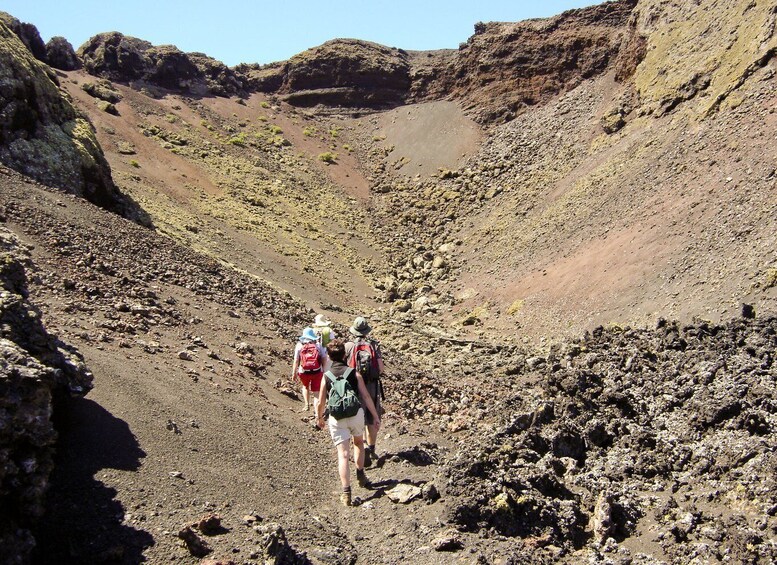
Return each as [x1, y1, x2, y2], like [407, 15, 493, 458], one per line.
[507, 299, 524, 315]
[268, 125, 283, 135]
[318, 152, 337, 164]
[303, 127, 317, 137]
[260, 101, 270, 108]
[129, 159, 140, 168]
[766, 268, 777, 289]
[227, 133, 248, 146]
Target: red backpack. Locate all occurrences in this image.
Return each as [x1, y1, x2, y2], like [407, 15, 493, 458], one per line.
[348, 340, 381, 382]
[299, 342, 322, 373]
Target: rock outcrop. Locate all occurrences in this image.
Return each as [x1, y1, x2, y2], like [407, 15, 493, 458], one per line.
[78, 32, 246, 97]
[0, 228, 92, 565]
[45, 36, 81, 71]
[248, 39, 412, 109]
[0, 11, 46, 63]
[0, 22, 143, 222]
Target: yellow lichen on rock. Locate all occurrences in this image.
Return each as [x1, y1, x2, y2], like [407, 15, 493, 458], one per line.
[634, 0, 777, 116]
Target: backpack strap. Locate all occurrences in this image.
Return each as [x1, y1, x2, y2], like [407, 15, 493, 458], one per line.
[324, 370, 336, 385]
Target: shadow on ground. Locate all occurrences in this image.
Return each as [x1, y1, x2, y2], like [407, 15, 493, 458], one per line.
[32, 397, 153, 564]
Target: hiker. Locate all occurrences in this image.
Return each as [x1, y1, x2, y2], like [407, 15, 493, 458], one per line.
[291, 327, 328, 413]
[316, 338, 380, 506]
[312, 314, 336, 346]
[344, 316, 385, 466]
[312, 314, 336, 371]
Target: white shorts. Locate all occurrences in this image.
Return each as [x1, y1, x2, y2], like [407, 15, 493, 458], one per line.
[328, 408, 365, 446]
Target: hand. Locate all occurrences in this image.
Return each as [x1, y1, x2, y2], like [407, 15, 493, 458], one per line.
[373, 416, 381, 429]
[316, 416, 325, 430]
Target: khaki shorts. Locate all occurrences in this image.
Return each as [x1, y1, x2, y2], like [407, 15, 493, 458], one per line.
[328, 408, 365, 446]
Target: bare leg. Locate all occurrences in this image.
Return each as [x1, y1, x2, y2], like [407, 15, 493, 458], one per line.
[300, 385, 310, 411]
[336, 441, 351, 488]
[352, 435, 365, 470]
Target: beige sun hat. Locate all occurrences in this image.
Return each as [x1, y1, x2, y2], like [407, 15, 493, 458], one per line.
[313, 314, 331, 327]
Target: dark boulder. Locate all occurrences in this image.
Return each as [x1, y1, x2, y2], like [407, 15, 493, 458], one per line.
[45, 36, 81, 70]
[78, 32, 152, 82]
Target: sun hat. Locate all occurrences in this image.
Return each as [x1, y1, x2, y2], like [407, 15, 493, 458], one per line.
[299, 327, 318, 342]
[312, 314, 331, 327]
[349, 316, 372, 337]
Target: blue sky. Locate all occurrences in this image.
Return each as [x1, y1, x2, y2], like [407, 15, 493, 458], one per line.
[2, 0, 599, 66]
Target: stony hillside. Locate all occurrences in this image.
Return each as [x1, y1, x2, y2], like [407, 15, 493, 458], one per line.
[0, 0, 776, 563]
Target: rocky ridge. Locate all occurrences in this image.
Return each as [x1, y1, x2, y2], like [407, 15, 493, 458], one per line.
[78, 32, 246, 97]
[412, 0, 641, 123]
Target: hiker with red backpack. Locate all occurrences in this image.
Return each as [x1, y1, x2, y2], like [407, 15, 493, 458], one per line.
[312, 314, 336, 371]
[316, 338, 380, 506]
[291, 327, 328, 413]
[344, 316, 384, 467]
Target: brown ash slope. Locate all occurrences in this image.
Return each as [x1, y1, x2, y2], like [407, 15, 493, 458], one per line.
[357, 0, 777, 346]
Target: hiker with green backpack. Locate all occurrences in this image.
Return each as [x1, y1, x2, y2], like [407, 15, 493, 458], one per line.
[316, 338, 380, 507]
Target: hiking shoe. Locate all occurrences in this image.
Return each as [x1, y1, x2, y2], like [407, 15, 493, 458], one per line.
[363, 449, 372, 467]
[340, 491, 352, 507]
[356, 469, 371, 489]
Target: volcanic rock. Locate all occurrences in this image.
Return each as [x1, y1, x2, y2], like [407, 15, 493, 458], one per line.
[78, 32, 246, 97]
[0, 228, 92, 564]
[0, 11, 46, 62]
[410, 0, 641, 122]
[0, 23, 143, 222]
[45, 36, 81, 70]
[251, 39, 411, 109]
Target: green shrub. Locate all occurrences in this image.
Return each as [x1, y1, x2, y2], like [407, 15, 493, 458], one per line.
[227, 133, 248, 146]
[318, 152, 337, 164]
[129, 159, 140, 168]
[268, 125, 283, 135]
[260, 101, 270, 108]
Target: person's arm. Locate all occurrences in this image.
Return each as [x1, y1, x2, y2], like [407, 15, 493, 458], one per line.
[355, 371, 380, 428]
[291, 346, 299, 381]
[316, 378, 329, 429]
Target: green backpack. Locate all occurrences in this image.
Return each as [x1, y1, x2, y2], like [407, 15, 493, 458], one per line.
[325, 368, 361, 420]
